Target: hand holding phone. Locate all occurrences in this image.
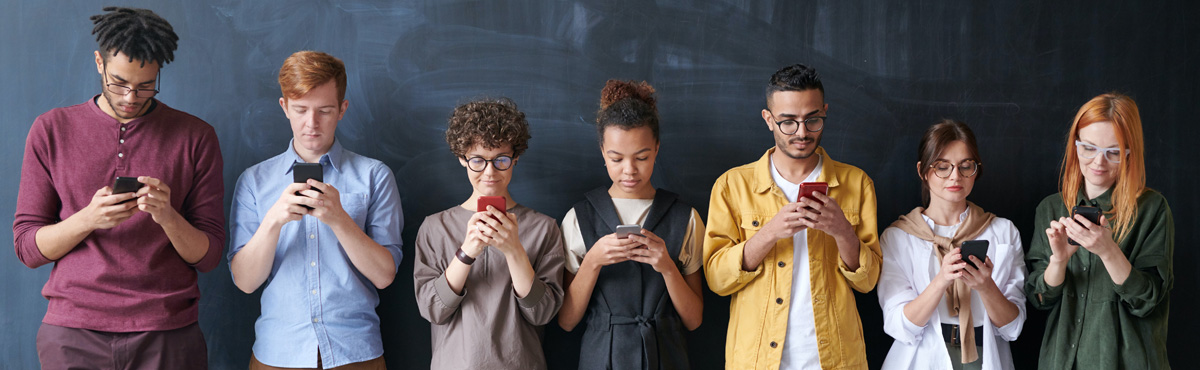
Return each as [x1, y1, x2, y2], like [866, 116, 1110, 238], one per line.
[293, 163, 323, 209]
[476, 196, 507, 221]
[798, 182, 828, 214]
[111, 176, 144, 204]
[1068, 206, 1102, 246]
[960, 240, 989, 269]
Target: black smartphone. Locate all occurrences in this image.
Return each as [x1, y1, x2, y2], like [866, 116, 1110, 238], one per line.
[292, 163, 323, 209]
[1068, 206, 1102, 246]
[960, 240, 989, 269]
[111, 176, 143, 204]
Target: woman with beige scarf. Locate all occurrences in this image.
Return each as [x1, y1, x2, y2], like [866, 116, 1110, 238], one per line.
[877, 120, 1027, 370]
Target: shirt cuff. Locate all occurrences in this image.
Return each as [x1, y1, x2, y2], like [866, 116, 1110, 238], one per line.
[434, 272, 466, 309]
[1112, 267, 1149, 297]
[516, 279, 547, 308]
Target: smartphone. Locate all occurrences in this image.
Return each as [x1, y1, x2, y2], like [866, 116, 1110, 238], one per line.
[292, 163, 323, 209]
[799, 182, 828, 202]
[476, 196, 507, 215]
[1068, 206, 1102, 246]
[960, 240, 989, 269]
[111, 176, 144, 204]
[615, 224, 644, 239]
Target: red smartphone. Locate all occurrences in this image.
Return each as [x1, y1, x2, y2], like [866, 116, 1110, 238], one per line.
[477, 196, 507, 215]
[799, 182, 828, 202]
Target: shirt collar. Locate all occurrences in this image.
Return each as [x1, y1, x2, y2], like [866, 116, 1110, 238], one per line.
[752, 146, 840, 194]
[283, 138, 345, 174]
[1076, 186, 1114, 211]
[919, 207, 969, 229]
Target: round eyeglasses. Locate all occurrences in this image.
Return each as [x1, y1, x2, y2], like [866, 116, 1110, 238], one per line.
[464, 155, 513, 172]
[927, 159, 980, 178]
[769, 114, 825, 135]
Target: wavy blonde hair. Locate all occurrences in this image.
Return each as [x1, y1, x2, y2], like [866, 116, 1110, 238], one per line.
[1059, 93, 1146, 242]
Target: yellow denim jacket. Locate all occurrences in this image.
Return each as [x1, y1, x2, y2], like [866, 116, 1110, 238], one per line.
[703, 147, 881, 370]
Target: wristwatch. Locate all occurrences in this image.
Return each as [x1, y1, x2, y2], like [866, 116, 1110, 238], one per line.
[455, 247, 476, 265]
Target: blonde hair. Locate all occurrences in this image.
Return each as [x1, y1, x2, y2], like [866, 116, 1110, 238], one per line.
[1058, 93, 1146, 242]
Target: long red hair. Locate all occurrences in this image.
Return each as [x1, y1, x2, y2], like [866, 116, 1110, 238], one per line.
[1058, 93, 1146, 242]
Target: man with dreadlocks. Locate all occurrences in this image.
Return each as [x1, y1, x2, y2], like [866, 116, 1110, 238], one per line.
[13, 7, 223, 369]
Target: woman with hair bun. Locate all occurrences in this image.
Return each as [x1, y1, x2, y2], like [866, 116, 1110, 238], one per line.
[558, 80, 705, 370]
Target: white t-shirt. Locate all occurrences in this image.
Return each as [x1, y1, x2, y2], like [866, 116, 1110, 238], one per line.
[772, 155, 825, 370]
[561, 197, 705, 275]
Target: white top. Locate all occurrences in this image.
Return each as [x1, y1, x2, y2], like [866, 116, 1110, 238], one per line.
[561, 197, 705, 275]
[878, 209, 1028, 370]
[773, 155, 824, 370]
[928, 220, 985, 326]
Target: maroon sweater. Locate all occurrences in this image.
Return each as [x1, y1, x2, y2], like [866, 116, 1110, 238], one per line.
[13, 97, 225, 332]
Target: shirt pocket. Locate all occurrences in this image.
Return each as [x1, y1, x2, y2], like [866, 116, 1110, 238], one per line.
[841, 205, 862, 226]
[739, 213, 769, 241]
[341, 192, 369, 229]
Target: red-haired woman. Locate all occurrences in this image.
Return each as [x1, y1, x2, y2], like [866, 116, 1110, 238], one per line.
[1026, 93, 1174, 369]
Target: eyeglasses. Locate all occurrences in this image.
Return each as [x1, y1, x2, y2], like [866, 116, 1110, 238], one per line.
[927, 159, 980, 178]
[103, 64, 160, 98]
[464, 155, 513, 172]
[768, 112, 825, 135]
[1075, 141, 1128, 163]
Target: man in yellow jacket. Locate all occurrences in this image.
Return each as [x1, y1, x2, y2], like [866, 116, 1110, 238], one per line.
[703, 64, 881, 370]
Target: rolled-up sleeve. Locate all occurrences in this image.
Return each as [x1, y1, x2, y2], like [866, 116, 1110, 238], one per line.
[877, 228, 925, 345]
[995, 222, 1027, 341]
[1111, 198, 1173, 318]
[839, 176, 881, 293]
[516, 224, 565, 326]
[181, 127, 225, 272]
[367, 164, 404, 270]
[413, 219, 463, 325]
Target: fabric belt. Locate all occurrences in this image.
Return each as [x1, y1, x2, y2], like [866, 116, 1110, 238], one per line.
[941, 323, 983, 345]
[610, 314, 659, 369]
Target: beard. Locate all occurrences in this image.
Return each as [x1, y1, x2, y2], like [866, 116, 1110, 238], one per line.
[776, 134, 821, 159]
[101, 89, 148, 120]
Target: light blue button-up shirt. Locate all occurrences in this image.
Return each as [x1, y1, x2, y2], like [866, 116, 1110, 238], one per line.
[228, 140, 403, 368]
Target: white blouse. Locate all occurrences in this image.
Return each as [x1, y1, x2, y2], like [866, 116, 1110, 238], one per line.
[877, 211, 1027, 370]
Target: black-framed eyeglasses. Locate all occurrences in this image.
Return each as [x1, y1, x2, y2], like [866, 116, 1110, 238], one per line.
[928, 159, 980, 178]
[767, 111, 825, 135]
[464, 155, 513, 172]
[103, 64, 160, 98]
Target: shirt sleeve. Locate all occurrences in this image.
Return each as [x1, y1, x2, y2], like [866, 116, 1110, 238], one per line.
[366, 163, 404, 270]
[702, 175, 764, 296]
[838, 175, 882, 293]
[1025, 198, 1066, 310]
[179, 126, 226, 272]
[1110, 195, 1173, 318]
[13, 117, 57, 269]
[678, 208, 705, 276]
[560, 208, 587, 274]
[516, 221, 566, 326]
[994, 220, 1027, 342]
[226, 171, 261, 276]
[413, 218, 464, 325]
[877, 227, 927, 345]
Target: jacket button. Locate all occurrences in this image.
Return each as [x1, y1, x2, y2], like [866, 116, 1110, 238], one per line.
[769, 341, 777, 348]
[752, 220, 759, 227]
[778, 261, 786, 268]
[776, 298, 783, 304]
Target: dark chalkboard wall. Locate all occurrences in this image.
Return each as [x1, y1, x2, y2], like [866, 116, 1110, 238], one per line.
[2, 1, 1195, 369]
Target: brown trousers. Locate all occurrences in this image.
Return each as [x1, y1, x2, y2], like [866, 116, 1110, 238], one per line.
[250, 353, 386, 370]
[36, 322, 208, 370]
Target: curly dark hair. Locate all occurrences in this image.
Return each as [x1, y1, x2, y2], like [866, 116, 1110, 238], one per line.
[445, 97, 531, 158]
[90, 7, 179, 67]
[596, 79, 659, 146]
[766, 64, 823, 107]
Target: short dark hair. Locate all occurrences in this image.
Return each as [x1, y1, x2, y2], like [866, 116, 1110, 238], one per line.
[445, 98, 532, 158]
[596, 79, 659, 146]
[90, 7, 179, 67]
[917, 119, 983, 205]
[766, 64, 824, 107]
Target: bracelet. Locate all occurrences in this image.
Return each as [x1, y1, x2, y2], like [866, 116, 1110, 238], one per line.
[455, 247, 476, 265]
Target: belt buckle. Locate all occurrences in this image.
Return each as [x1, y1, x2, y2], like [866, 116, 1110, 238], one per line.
[951, 324, 961, 345]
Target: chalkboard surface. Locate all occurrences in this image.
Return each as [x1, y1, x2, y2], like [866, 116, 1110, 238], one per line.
[2, 1, 1195, 369]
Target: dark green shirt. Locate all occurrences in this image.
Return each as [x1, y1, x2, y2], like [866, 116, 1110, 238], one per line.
[1026, 188, 1174, 370]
